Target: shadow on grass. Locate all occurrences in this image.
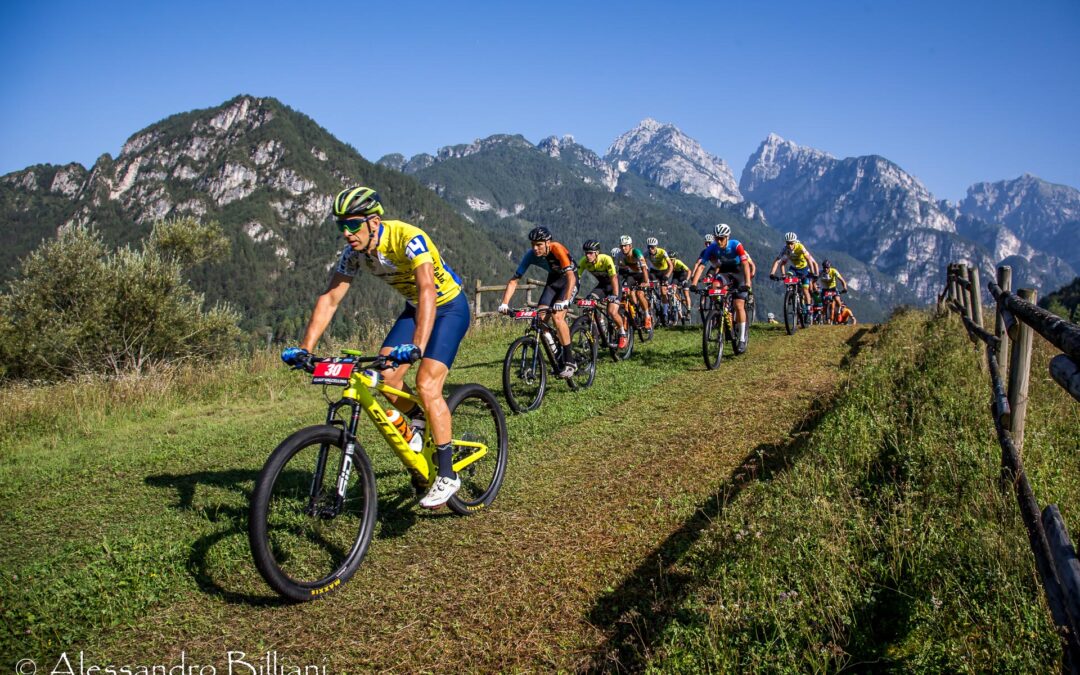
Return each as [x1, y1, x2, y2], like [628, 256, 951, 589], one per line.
[584, 333, 869, 672]
[145, 465, 427, 605]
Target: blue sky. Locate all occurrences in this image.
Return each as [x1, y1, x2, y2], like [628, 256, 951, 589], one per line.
[1, 0, 1077, 201]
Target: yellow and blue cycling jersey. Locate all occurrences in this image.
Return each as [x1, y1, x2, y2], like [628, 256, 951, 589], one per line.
[335, 220, 462, 306]
[578, 253, 618, 281]
[647, 247, 671, 272]
[818, 267, 844, 290]
[775, 242, 809, 270]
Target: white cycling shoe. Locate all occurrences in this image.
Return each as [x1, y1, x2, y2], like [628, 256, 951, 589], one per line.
[419, 475, 461, 509]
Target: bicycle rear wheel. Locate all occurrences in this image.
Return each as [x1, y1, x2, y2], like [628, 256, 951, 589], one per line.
[249, 425, 377, 602]
[502, 335, 547, 413]
[702, 308, 725, 370]
[446, 384, 509, 515]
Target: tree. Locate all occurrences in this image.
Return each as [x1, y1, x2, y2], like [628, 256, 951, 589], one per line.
[0, 217, 241, 381]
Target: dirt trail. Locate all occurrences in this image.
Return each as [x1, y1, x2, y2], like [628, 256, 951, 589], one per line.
[98, 325, 874, 671]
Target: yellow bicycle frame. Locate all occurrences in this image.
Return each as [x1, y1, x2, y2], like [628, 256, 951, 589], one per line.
[337, 365, 488, 484]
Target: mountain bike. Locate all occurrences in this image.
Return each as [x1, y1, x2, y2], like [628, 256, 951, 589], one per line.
[249, 351, 508, 602]
[658, 280, 688, 327]
[502, 307, 597, 413]
[571, 297, 633, 361]
[780, 272, 809, 335]
[820, 288, 842, 324]
[698, 282, 740, 370]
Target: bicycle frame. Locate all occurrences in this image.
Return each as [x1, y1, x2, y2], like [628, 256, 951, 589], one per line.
[323, 361, 489, 488]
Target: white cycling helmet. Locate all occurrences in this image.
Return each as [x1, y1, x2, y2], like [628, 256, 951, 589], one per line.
[714, 223, 731, 238]
[705, 234, 715, 243]
[611, 247, 621, 258]
[784, 231, 798, 243]
[646, 236, 658, 246]
[619, 235, 633, 246]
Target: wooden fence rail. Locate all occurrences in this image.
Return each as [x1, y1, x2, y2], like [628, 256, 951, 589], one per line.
[472, 278, 549, 318]
[943, 263, 1080, 673]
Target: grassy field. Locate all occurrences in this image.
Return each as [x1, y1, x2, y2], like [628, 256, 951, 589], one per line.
[1, 311, 1076, 671]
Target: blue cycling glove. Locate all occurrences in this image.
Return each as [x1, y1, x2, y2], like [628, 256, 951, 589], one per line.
[388, 343, 422, 365]
[281, 347, 314, 371]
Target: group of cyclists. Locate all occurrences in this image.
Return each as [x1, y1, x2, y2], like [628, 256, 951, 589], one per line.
[281, 185, 856, 508]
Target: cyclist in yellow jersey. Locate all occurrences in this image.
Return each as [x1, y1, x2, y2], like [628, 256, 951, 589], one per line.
[645, 237, 675, 318]
[669, 254, 693, 315]
[283, 186, 469, 509]
[817, 259, 849, 323]
[769, 231, 819, 320]
[578, 239, 628, 348]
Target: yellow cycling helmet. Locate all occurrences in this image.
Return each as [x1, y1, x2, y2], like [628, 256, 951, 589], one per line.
[333, 186, 385, 218]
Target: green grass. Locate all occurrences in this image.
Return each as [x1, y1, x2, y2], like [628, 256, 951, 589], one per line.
[1, 311, 1074, 671]
[642, 309, 1078, 673]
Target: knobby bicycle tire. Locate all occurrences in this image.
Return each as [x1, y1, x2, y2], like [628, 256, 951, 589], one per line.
[445, 383, 509, 515]
[702, 307, 725, 370]
[249, 425, 377, 602]
[502, 334, 547, 413]
[784, 290, 798, 335]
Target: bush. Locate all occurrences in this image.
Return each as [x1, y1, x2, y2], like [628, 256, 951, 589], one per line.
[0, 218, 241, 380]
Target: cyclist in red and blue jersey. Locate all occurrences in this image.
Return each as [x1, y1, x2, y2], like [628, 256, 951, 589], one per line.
[690, 223, 754, 353]
[283, 186, 470, 509]
[498, 226, 579, 378]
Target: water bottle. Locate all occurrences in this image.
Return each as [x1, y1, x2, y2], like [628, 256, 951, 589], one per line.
[541, 328, 558, 356]
[386, 409, 423, 452]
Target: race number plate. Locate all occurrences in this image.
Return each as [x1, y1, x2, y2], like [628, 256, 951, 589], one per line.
[311, 359, 355, 386]
[514, 310, 538, 320]
[708, 287, 727, 296]
[575, 299, 597, 308]
[783, 276, 798, 284]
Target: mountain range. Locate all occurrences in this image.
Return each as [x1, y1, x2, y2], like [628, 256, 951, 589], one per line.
[2, 94, 1077, 335]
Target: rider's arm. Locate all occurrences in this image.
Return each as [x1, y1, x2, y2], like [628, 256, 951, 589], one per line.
[838, 272, 848, 291]
[412, 263, 438, 354]
[300, 272, 352, 352]
[769, 257, 781, 276]
[611, 274, 620, 298]
[741, 258, 753, 290]
[562, 269, 577, 303]
[499, 278, 519, 306]
[806, 252, 819, 275]
[690, 260, 704, 286]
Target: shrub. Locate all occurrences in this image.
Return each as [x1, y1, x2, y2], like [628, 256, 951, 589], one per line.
[0, 218, 241, 380]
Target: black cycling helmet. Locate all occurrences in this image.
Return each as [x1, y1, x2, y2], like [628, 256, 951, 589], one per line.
[822, 259, 832, 270]
[528, 226, 552, 242]
[332, 186, 384, 218]
[582, 239, 601, 252]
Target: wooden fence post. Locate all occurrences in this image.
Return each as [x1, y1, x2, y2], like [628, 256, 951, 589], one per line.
[474, 279, 483, 317]
[968, 266, 985, 330]
[957, 264, 972, 321]
[968, 266, 986, 369]
[1006, 288, 1037, 455]
[996, 266, 1012, 382]
[947, 264, 958, 304]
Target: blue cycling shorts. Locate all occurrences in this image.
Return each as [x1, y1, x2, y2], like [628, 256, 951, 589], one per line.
[793, 267, 813, 286]
[382, 293, 471, 367]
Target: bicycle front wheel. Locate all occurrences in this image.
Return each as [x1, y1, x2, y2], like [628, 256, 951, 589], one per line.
[702, 308, 725, 370]
[502, 335, 547, 413]
[784, 290, 797, 335]
[249, 425, 377, 602]
[446, 384, 509, 515]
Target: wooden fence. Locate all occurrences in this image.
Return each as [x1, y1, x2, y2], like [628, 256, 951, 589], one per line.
[472, 278, 549, 318]
[941, 262, 1080, 672]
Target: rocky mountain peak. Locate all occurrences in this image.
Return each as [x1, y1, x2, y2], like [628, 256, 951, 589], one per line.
[605, 118, 742, 204]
